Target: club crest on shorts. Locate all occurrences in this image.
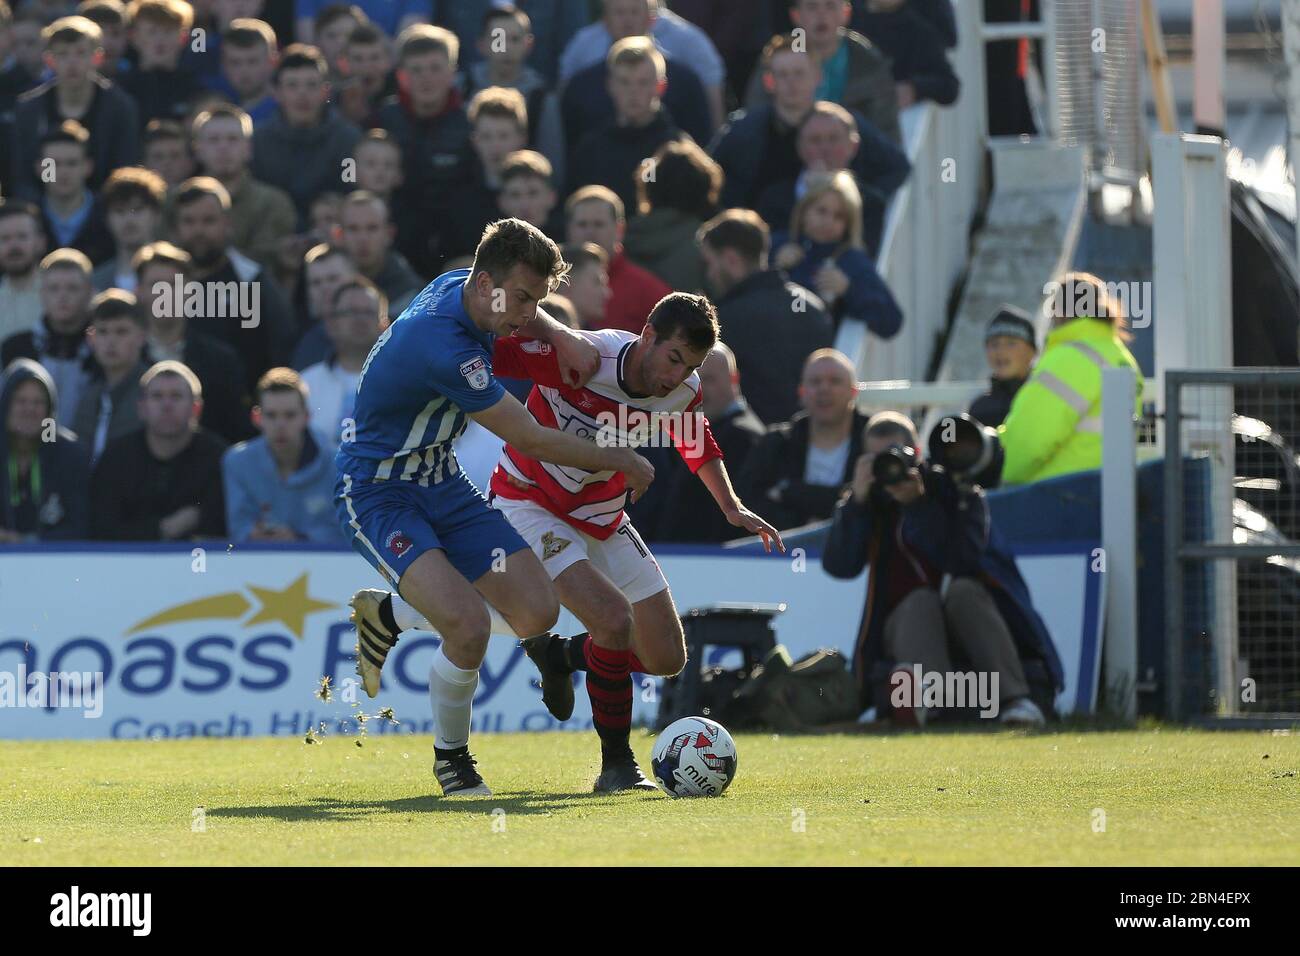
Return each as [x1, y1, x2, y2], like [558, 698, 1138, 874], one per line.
[541, 531, 571, 560]
[386, 530, 413, 557]
[459, 356, 491, 390]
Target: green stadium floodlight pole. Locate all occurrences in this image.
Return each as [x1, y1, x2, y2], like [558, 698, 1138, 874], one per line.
[1101, 366, 1138, 722]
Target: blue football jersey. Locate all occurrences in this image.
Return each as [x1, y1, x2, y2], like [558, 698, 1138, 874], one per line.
[336, 269, 506, 485]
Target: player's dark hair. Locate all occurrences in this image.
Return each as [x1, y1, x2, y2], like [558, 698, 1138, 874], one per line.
[638, 139, 722, 219]
[347, 21, 385, 48]
[696, 208, 770, 266]
[144, 118, 187, 147]
[472, 218, 568, 292]
[647, 292, 719, 354]
[314, 2, 367, 33]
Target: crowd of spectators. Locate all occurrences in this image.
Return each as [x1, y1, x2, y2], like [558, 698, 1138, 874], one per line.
[0, 0, 968, 544]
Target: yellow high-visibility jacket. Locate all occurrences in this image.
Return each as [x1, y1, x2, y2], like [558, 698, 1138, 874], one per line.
[998, 317, 1142, 486]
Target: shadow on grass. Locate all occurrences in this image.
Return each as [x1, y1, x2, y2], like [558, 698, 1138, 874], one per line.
[206, 789, 623, 824]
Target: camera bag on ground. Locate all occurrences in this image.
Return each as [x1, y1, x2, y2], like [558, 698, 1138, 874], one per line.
[730, 645, 862, 732]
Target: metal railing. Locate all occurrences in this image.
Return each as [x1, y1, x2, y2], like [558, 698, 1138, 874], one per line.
[1164, 369, 1300, 723]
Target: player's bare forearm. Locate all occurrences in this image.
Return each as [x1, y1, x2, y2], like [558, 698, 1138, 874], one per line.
[518, 308, 599, 387]
[697, 459, 785, 553]
[469, 392, 648, 480]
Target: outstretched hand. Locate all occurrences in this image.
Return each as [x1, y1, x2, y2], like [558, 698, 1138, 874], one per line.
[725, 507, 786, 554]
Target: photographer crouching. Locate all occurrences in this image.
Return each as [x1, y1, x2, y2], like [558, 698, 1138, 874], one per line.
[823, 411, 1063, 727]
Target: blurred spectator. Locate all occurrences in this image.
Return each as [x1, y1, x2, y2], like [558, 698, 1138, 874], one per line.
[566, 36, 688, 213]
[94, 165, 166, 291]
[623, 138, 721, 294]
[654, 341, 765, 542]
[221, 365, 340, 542]
[565, 185, 669, 335]
[72, 288, 148, 462]
[560, 25, 713, 154]
[999, 273, 1143, 486]
[539, 290, 576, 328]
[142, 118, 196, 188]
[119, 0, 203, 126]
[435, 86, 524, 259]
[670, 0, 776, 106]
[1, 248, 96, 417]
[134, 239, 252, 440]
[296, 0, 422, 44]
[251, 43, 362, 227]
[695, 207, 832, 425]
[338, 22, 395, 125]
[37, 120, 114, 265]
[736, 347, 866, 530]
[2, 3, 44, 194]
[299, 274, 381, 448]
[311, 3, 367, 74]
[0, 357, 90, 541]
[334, 190, 420, 321]
[969, 304, 1036, 429]
[77, 0, 131, 80]
[856, 0, 959, 107]
[185, 104, 296, 275]
[10, 16, 141, 200]
[557, 241, 610, 330]
[822, 409, 1060, 726]
[853, 0, 957, 48]
[90, 358, 227, 539]
[747, 0, 899, 145]
[497, 149, 562, 238]
[289, 241, 357, 368]
[560, 0, 724, 133]
[375, 25, 471, 277]
[983, 0, 1038, 137]
[772, 169, 900, 336]
[714, 34, 908, 214]
[181, 0, 271, 87]
[214, 18, 279, 128]
[6, 8, 49, 95]
[433, 0, 588, 84]
[460, 5, 563, 175]
[172, 175, 296, 379]
[0, 201, 49, 343]
[755, 100, 906, 257]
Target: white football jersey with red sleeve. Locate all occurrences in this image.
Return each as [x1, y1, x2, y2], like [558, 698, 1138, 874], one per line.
[488, 329, 722, 540]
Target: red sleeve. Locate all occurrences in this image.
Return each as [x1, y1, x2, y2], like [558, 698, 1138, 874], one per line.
[491, 336, 566, 388]
[669, 391, 723, 473]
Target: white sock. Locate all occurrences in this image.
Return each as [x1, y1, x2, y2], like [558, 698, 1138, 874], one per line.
[429, 647, 479, 751]
[392, 593, 522, 638]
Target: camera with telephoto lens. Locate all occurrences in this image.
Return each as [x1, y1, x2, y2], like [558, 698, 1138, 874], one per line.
[871, 443, 919, 486]
[927, 413, 1000, 483]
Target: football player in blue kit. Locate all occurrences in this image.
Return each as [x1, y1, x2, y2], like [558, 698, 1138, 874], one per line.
[336, 218, 654, 797]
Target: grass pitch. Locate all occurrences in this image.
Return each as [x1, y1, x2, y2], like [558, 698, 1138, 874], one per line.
[2, 727, 1297, 866]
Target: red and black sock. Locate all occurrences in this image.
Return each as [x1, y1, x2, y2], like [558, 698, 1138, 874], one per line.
[582, 639, 633, 758]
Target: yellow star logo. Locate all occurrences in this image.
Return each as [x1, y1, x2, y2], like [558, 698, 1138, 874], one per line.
[243, 573, 337, 638]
